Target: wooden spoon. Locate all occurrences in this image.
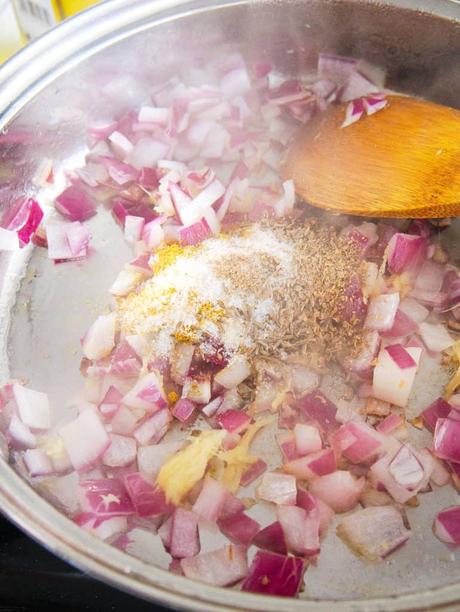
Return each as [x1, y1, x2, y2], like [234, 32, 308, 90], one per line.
[283, 94, 460, 218]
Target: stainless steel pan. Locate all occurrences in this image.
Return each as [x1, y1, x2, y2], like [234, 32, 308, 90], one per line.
[1, 0, 460, 609]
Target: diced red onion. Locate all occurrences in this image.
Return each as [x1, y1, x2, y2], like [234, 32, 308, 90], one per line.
[202, 395, 224, 418]
[276, 432, 302, 462]
[296, 390, 339, 433]
[241, 550, 305, 597]
[124, 215, 145, 244]
[376, 413, 404, 435]
[220, 67, 251, 98]
[332, 421, 383, 464]
[182, 376, 211, 404]
[419, 322, 454, 353]
[214, 355, 251, 389]
[422, 398, 452, 432]
[13, 384, 51, 431]
[218, 409, 250, 434]
[433, 418, 460, 464]
[24, 448, 54, 476]
[341, 98, 365, 128]
[8, 415, 37, 448]
[419, 449, 450, 486]
[387, 233, 427, 274]
[433, 506, 460, 545]
[385, 344, 417, 369]
[102, 434, 137, 467]
[123, 371, 167, 411]
[82, 313, 116, 361]
[284, 449, 336, 480]
[389, 444, 425, 488]
[55, 185, 96, 222]
[363, 94, 387, 115]
[277, 505, 320, 556]
[124, 472, 173, 517]
[79, 478, 134, 517]
[46, 222, 89, 261]
[240, 458, 267, 487]
[365, 293, 400, 332]
[218, 511, 260, 545]
[293, 423, 322, 455]
[309, 471, 364, 513]
[372, 346, 421, 407]
[108, 131, 134, 159]
[170, 508, 200, 558]
[60, 409, 109, 471]
[181, 544, 248, 587]
[253, 521, 287, 555]
[172, 398, 196, 423]
[180, 217, 212, 246]
[256, 472, 297, 505]
[337, 505, 410, 560]
[133, 409, 171, 445]
[1, 197, 44, 247]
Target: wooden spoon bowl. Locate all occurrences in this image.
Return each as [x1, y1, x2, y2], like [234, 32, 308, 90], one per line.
[283, 94, 460, 218]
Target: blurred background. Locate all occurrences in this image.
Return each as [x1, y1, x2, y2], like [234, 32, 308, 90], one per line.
[0, 0, 100, 63]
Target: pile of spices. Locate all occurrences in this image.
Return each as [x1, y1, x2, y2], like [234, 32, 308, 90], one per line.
[116, 218, 364, 364]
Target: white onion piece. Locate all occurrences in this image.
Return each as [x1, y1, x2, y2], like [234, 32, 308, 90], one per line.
[220, 67, 251, 98]
[309, 471, 364, 513]
[214, 355, 251, 389]
[171, 343, 195, 385]
[8, 415, 37, 448]
[419, 322, 454, 353]
[372, 346, 421, 407]
[138, 106, 170, 124]
[337, 506, 410, 560]
[82, 312, 116, 361]
[294, 423, 322, 455]
[365, 293, 400, 331]
[13, 384, 51, 431]
[108, 131, 133, 159]
[123, 371, 167, 411]
[181, 544, 248, 587]
[277, 505, 320, 556]
[182, 377, 211, 404]
[389, 444, 424, 488]
[109, 268, 142, 297]
[256, 472, 297, 505]
[399, 297, 429, 324]
[102, 433, 137, 467]
[60, 409, 109, 470]
[124, 215, 145, 244]
[24, 448, 54, 476]
[128, 137, 169, 170]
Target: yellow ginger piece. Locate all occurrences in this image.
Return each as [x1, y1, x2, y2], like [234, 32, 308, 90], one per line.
[219, 416, 273, 493]
[156, 429, 225, 504]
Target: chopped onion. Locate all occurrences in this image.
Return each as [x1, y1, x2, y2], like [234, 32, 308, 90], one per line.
[386, 233, 427, 274]
[218, 511, 260, 545]
[124, 472, 173, 517]
[1, 197, 44, 247]
[340, 71, 379, 102]
[79, 478, 134, 517]
[214, 355, 251, 389]
[102, 434, 137, 467]
[277, 505, 320, 556]
[337, 505, 410, 560]
[433, 506, 460, 545]
[318, 53, 357, 83]
[372, 346, 421, 407]
[218, 409, 250, 434]
[376, 413, 404, 435]
[253, 521, 287, 555]
[240, 458, 267, 487]
[341, 98, 365, 128]
[60, 409, 109, 471]
[385, 344, 417, 369]
[241, 550, 305, 597]
[296, 390, 339, 433]
[123, 371, 167, 411]
[256, 472, 297, 505]
[8, 415, 37, 448]
[284, 449, 336, 480]
[172, 398, 196, 423]
[364, 293, 400, 332]
[13, 384, 51, 431]
[82, 313, 116, 361]
[46, 222, 89, 261]
[309, 471, 364, 513]
[180, 217, 212, 246]
[294, 423, 322, 455]
[422, 397, 452, 432]
[170, 508, 200, 558]
[124, 215, 145, 244]
[137, 441, 183, 480]
[332, 421, 383, 464]
[182, 376, 211, 404]
[419, 322, 454, 353]
[55, 185, 96, 222]
[24, 448, 54, 476]
[181, 544, 248, 587]
[433, 418, 460, 464]
[133, 409, 171, 445]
